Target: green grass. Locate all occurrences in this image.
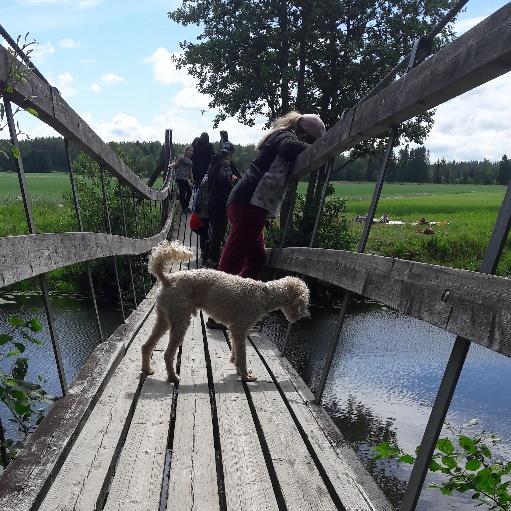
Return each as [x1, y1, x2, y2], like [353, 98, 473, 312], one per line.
[299, 181, 511, 275]
[0, 171, 71, 200]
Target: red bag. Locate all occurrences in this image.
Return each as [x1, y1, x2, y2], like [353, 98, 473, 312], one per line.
[189, 212, 204, 233]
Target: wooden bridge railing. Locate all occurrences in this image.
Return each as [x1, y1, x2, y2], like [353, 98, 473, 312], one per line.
[0, 29, 179, 405]
[268, 3, 511, 509]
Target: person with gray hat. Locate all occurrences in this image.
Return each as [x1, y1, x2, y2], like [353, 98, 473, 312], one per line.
[218, 111, 325, 280]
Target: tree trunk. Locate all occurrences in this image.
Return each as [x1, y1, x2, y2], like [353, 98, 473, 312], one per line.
[278, 0, 290, 114]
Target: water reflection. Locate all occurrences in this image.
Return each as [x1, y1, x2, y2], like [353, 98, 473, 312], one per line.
[261, 302, 511, 510]
[0, 292, 122, 439]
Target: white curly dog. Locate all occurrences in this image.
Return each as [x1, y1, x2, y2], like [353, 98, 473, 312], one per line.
[141, 240, 309, 382]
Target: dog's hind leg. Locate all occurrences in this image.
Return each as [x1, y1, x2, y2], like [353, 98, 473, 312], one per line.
[141, 311, 169, 375]
[231, 328, 257, 382]
[164, 316, 190, 384]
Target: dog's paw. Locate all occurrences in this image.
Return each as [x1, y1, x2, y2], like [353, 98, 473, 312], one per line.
[141, 367, 154, 376]
[167, 373, 180, 384]
[241, 371, 257, 382]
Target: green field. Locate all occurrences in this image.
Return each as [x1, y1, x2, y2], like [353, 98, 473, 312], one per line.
[299, 181, 510, 275]
[0, 172, 71, 200]
[1, 174, 510, 275]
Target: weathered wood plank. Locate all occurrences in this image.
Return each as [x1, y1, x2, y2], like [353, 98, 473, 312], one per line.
[0, 46, 167, 201]
[0, 287, 158, 511]
[206, 327, 278, 511]
[103, 335, 174, 511]
[292, 4, 511, 178]
[0, 206, 174, 288]
[38, 312, 158, 511]
[166, 316, 219, 511]
[241, 336, 337, 510]
[266, 247, 511, 358]
[249, 331, 394, 511]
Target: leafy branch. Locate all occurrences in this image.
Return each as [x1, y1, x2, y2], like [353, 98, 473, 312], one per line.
[373, 420, 511, 510]
[0, 33, 39, 160]
[0, 314, 53, 465]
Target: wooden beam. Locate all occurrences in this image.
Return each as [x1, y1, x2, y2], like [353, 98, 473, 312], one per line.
[266, 247, 511, 358]
[292, 3, 511, 178]
[0, 47, 167, 201]
[0, 212, 174, 288]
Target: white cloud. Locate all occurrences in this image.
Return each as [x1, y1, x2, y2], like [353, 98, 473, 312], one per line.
[454, 16, 487, 35]
[172, 86, 212, 111]
[92, 104, 265, 146]
[95, 113, 162, 142]
[31, 42, 55, 64]
[51, 72, 76, 98]
[426, 73, 511, 161]
[80, 58, 95, 65]
[59, 37, 80, 49]
[145, 47, 194, 87]
[90, 82, 101, 94]
[101, 73, 126, 84]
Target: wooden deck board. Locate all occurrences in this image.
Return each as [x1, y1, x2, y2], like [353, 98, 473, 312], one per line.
[249, 331, 394, 511]
[38, 313, 158, 511]
[206, 327, 279, 511]
[166, 315, 219, 511]
[102, 326, 175, 511]
[241, 335, 337, 511]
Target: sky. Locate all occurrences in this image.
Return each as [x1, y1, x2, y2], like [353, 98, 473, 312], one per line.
[0, 0, 509, 162]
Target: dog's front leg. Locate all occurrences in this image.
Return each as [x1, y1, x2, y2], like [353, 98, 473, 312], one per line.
[231, 330, 256, 382]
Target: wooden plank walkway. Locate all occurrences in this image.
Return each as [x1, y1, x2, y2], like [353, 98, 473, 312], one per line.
[0, 214, 392, 511]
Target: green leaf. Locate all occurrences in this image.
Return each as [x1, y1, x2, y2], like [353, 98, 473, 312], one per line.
[8, 316, 24, 327]
[398, 454, 415, 464]
[466, 459, 482, 471]
[11, 145, 20, 159]
[437, 438, 454, 455]
[442, 456, 457, 469]
[28, 318, 43, 333]
[429, 460, 443, 472]
[25, 107, 38, 117]
[459, 435, 477, 454]
[14, 342, 26, 353]
[0, 333, 12, 345]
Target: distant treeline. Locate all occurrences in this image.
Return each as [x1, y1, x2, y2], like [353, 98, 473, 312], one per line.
[335, 147, 511, 185]
[0, 136, 256, 178]
[1, 137, 510, 185]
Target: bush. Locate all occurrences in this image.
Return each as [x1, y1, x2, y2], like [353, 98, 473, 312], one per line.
[267, 190, 356, 251]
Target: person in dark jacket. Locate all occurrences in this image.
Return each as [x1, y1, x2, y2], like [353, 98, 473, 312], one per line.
[218, 112, 325, 280]
[205, 141, 238, 268]
[191, 132, 214, 187]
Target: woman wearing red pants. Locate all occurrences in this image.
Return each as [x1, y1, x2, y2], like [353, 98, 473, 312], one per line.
[218, 111, 325, 280]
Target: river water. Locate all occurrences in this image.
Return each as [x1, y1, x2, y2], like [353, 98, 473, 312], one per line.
[0, 292, 123, 440]
[261, 301, 511, 510]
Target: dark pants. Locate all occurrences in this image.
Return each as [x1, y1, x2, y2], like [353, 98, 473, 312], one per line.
[218, 203, 267, 279]
[198, 218, 210, 263]
[208, 212, 228, 264]
[176, 179, 192, 211]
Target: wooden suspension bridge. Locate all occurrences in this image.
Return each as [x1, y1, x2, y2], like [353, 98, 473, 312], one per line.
[1, 2, 511, 510]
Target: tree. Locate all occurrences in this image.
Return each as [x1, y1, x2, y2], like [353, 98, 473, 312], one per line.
[169, 0, 457, 147]
[497, 154, 511, 185]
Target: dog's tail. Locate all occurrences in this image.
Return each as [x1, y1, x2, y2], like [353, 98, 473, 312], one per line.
[148, 240, 194, 283]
